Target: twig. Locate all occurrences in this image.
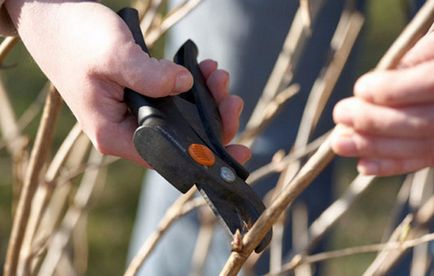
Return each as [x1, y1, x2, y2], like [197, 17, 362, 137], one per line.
[190, 209, 216, 276]
[0, 74, 25, 158]
[364, 196, 434, 275]
[0, 36, 19, 63]
[0, 83, 47, 153]
[244, 0, 326, 139]
[237, 84, 299, 146]
[307, 174, 375, 250]
[37, 149, 105, 276]
[291, 202, 311, 276]
[30, 135, 91, 272]
[299, 0, 312, 32]
[247, 131, 329, 185]
[4, 85, 62, 276]
[140, 0, 164, 35]
[219, 2, 434, 273]
[131, 0, 151, 21]
[16, 124, 83, 275]
[220, 138, 335, 276]
[293, 11, 364, 149]
[268, 174, 375, 275]
[268, 232, 434, 275]
[381, 174, 414, 241]
[145, 0, 202, 46]
[265, 13, 364, 268]
[377, 0, 434, 69]
[124, 189, 204, 276]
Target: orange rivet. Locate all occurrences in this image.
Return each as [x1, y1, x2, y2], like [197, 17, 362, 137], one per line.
[188, 144, 215, 167]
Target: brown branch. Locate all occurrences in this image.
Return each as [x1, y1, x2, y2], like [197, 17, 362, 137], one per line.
[190, 209, 216, 276]
[299, 0, 312, 32]
[293, 11, 364, 149]
[124, 189, 204, 276]
[16, 124, 83, 275]
[219, 1, 434, 274]
[37, 149, 105, 276]
[30, 135, 91, 272]
[237, 84, 299, 146]
[244, 0, 326, 137]
[0, 83, 46, 153]
[3, 85, 62, 276]
[247, 131, 329, 185]
[268, 232, 434, 275]
[145, 0, 202, 46]
[140, 0, 164, 35]
[364, 195, 434, 275]
[220, 138, 335, 276]
[0, 36, 19, 63]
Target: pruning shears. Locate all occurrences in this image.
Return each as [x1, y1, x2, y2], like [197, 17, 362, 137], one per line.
[118, 8, 272, 252]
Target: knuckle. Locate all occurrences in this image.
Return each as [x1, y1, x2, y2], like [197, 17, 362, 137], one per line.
[353, 114, 376, 132]
[375, 92, 396, 105]
[148, 59, 175, 95]
[412, 117, 433, 136]
[353, 135, 374, 156]
[91, 123, 112, 156]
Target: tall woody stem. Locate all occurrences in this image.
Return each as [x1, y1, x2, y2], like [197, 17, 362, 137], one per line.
[3, 85, 62, 276]
[219, 1, 434, 274]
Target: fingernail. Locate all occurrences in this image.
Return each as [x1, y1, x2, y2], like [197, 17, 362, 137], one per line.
[331, 125, 357, 154]
[357, 160, 379, 175]
[336, 136, 357, 154]
[354, 74, 375, 101]
[334, 102, 353, 125]
[174, 70, 193, 93]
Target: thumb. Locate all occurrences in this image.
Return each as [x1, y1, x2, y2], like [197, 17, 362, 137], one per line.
[111, 42, 193, 97]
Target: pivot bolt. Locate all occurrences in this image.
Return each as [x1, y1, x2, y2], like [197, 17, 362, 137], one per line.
[220, 167, 236, 183]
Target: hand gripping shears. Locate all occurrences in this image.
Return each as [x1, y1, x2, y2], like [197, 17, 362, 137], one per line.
[118, 8, 272, 252]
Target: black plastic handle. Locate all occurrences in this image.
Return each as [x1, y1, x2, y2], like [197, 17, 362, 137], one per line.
[117, 8, 157, 122]
[118, 8, 249, 180]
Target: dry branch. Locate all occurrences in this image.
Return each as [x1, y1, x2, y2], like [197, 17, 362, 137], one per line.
[124, 189, 204, 276]
[37, 149, 105, 276]
[243, 0, 326, 143]
[0, 36, 18, 63]
[190, 210, 216, 276]
[140, 0, 164, 34]
[4, 85, 62, 276]
[17, 124, 83, 275]
[219, 1, 434, 274]
[364, 195, 434, 275]
[269, 232, 434, 275]
[294, 11, 363, 149]
[31, 135, 91, 272]
[145, 0, 202, 46]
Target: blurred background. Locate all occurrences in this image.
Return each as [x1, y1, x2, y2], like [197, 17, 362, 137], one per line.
[0, 0, 414, 275]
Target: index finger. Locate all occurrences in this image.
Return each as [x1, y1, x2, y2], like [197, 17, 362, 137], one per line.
[354, 61, 434, 107]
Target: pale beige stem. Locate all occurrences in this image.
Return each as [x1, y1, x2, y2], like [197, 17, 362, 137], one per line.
[0, 36, 18, 63]
[4, 86, 62, 276]
[268, 232, 434, 275]
[219, 2, 434, 272]
[17, 124, 83, 275]
[124, 189, 204, 276]
[190, 209, 216, 276]
[244, 1, 325, 139]
[140, 0, 164, 35]
[37, 149, 105, 276]
[364, 196, 434, 275]
[145, 0, 202, 46]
